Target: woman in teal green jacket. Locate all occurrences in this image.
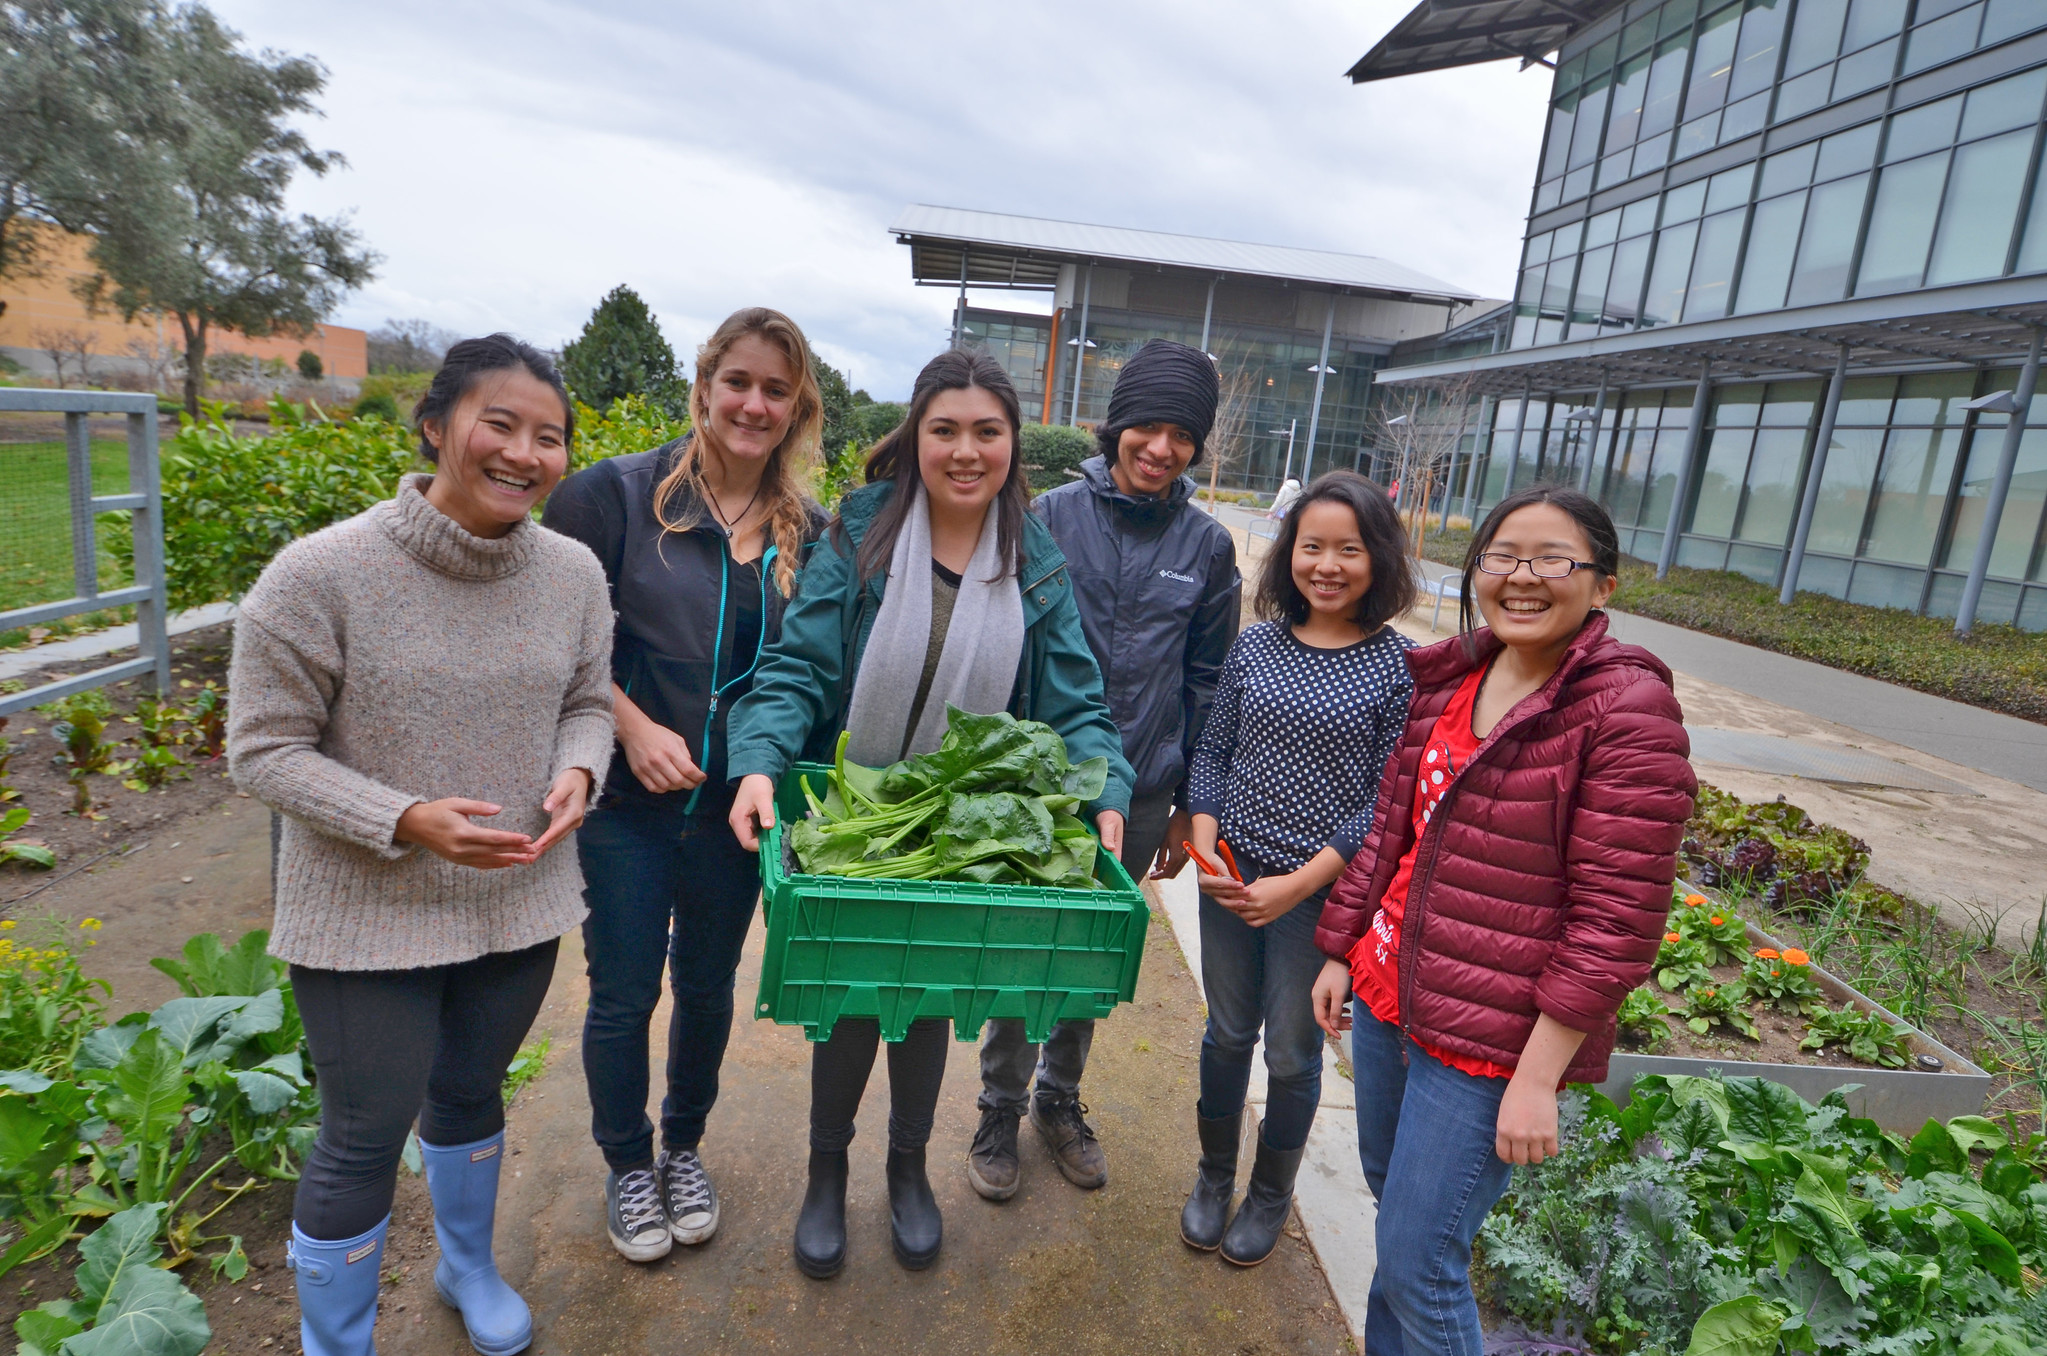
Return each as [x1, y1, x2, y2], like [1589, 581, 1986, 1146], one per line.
[726, 349, 1132, 1281]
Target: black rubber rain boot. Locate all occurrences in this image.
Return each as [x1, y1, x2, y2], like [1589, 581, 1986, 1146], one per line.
[1219, 1134, 1305, 1267]
[1179, 1107, 1242, 1251]
[793, 1149, 848, 1279]
[886, 1146, 942, 1270]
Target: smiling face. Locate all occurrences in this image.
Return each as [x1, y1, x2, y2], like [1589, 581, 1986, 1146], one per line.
[916, 385, 1014, 524]
[702, 334, 797, 468]
[1110, 421, 1196, 497]
[420, 368, 569, 537]
[1473, 502, 1618, 655]
[1289, 499, 1373, 625]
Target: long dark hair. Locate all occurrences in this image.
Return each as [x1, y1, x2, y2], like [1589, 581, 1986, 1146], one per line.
[839, 349, 1029, 583]
[1256, 470, 1416, 630]
[412, 334, 572, 463]
[1458, 484, 1622, 640]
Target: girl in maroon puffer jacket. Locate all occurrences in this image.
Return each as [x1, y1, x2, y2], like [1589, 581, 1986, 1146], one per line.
[1309, 485, 1694, 1356]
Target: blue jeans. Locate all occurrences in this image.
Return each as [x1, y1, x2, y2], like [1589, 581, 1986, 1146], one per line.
[578, 794, 761, 1170]
[1195, 884, 1327, 1151]
[1351, 1003, 1514, 1356]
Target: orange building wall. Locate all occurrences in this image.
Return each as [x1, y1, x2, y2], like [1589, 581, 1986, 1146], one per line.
[0, 222, 367, 378]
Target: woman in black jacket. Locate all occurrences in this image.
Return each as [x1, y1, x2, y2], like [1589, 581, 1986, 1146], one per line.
[541, 307, 825, 1264]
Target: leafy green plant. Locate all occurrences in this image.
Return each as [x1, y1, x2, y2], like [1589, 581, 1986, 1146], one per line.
[501, 1036, 549, 1106]
[1800, 1004, 1913, 1068]
[1739, 947, 1826, 1015]
[120, 745, 186, 793]
[0, 919, 107, 1075]
[1019, 422, 1095, 494]
[47, 692, 123, 818]
[790, 710, 1109, 887]
[0, 715, 19, 802]
[177, 681, 225, 760]
[12, 1203, 209, 1356]
[1654, 931, 1716, 993]
[1676, 981, 1760, 1040]
[811, 439, 865, 510]
[0, 807, 53, 868]
[350, 391, 400, 422]
[126, 698, 180, 751]
[1615, 986, 1671, 1052]
[1671, 890, 1750, 966]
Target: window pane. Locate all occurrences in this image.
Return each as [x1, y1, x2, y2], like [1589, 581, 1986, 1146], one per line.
[1720, 90, 1770, 142]
[1732, 0, 1790, 100]
[1574, 245, 1616, 329]
[1736, 191, 1807, 312]
[1961, 68, 2047, 141]
[1884, 95, 1962, 162]
[1542, 257, 1576, 325]
[1716, 384, 1765, 425]
[1564, 164, 1597, 201]
[1707, 163, 1758, 213]
[1542, 101, 1578, 182]
[1763, 380, 1821, 425]
[1686, 5, 1743, 118]
[1925, 127, 2034, 285]
[1608, 420, 1654, 523]
[1737, 427, 1810, 544]
[1607, 233, 1653, 327]
[1816, 123, 1880, 180]
[1832, 37, 1898, 98]
[1759, 143, 1819, 196]
[1642, 429, 1687, 527]
[1945, 427, 2047, 577]
[1864, 427, 1963, 563]
[1903, 5, 1983, 76]
[1665, 178, 1710, 222]
[1679, 112, 1722, 159]
[1570, 78, 1613, 169]
[1835, 375, 1897, 424]
[1785, 0, 1847, 74]
[1644, 220, 1701, 325]
[1608, 51, 1652, 149]
[1857, 152, 1948, 294]
[1534, 177, 1564, 213]
[1892, 371, 1976, 426]
[1775, 66, 1833, 120]
[1621, 196, 1661, 238]
[1662, 0, 1701, 37]
[2016, 151, 2047, 274]
[1624, 11, 1660, 56]
[1843, 0, 1907, 49]
[1787, 172, 1870, 305]
[1805, 426, 1885, 554]
[1982, 0, 2047, 44]
[1633, 133, 1674, 176]
[1914, 0, 1974, 21]
[1641, 36, 1693, 138]
[1685, 207, 1747, 319]
[1586, 207, 1623, 248]
[1693, 427, 1755, 536]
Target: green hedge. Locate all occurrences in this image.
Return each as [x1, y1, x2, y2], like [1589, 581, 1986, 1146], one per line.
[1020, 423, 1095, 494]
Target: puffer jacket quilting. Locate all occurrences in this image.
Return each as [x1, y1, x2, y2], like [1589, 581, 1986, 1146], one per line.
[1314, 612, 1695, 1084]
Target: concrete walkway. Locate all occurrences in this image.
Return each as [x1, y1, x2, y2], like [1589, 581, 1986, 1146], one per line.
[0, 602, 237, 683]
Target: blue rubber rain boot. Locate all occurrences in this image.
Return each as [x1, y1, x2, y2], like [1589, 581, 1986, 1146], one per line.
[288, 1217, 386, 1356]
[420, 1133, 532, 1356]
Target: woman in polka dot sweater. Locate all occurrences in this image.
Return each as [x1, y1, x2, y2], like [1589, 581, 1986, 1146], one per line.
[1180, 470, 1416, 1267]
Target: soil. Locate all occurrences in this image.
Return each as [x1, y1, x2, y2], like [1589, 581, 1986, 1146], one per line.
[1617, 967, 1923, 1073]
[1, 621, 239, 890]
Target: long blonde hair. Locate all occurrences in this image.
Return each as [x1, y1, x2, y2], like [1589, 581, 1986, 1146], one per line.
[653, 307, 822, 595]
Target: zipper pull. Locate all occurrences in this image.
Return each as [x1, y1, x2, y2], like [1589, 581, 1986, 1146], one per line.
[707, 695, 719, 717]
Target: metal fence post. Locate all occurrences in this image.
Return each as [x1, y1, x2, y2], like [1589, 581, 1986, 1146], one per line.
[1779, 345, 1851, 605]
[1656, 362, 1715, 580]
[129, 409, 171, 693]
[1954, 325, 2045, 636]
[66, 412, 96, 599]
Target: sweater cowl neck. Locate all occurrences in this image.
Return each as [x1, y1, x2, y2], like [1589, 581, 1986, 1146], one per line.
[376, 472, 535, 582]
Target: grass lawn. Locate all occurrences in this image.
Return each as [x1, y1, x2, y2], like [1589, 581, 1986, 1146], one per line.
[0, 438, 134, 617]
[1417, 524, 2047, 724]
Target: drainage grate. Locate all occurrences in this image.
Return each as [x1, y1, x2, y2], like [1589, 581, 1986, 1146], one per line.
[1685, 726, 1979, 796]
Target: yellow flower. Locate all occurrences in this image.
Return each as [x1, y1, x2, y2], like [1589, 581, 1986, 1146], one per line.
[78, 918, 101, 931]
[0, 921, 14, 930]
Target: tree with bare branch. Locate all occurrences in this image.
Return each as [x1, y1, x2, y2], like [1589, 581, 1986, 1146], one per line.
[31, 325, 97, 387]
[1366, 371, 1479, 564]
[1204, 364, 1256, 512]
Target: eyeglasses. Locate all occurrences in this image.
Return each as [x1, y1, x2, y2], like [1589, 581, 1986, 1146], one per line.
[1474, 552, 1599, 579]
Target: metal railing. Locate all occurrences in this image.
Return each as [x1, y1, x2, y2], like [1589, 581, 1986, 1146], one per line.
[0, 389, 170, 715]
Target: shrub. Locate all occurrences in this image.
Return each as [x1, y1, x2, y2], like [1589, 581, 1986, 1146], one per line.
[1020, 423, 1094, 494]
[559, 284, 688, 417]
[350, 391, 400, 423]
[295, 349, 323, 381]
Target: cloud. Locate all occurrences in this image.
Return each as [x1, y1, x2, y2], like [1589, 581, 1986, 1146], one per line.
[210, 0, 1550, 396]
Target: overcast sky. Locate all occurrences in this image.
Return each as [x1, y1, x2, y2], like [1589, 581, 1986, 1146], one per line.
[207, 0, 1552, 398]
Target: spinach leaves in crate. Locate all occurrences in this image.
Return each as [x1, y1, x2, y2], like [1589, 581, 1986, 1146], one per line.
[789, 706, 1109, 888]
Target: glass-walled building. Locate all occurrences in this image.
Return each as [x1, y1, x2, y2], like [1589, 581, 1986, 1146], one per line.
[891, 205, 1498, 491]
[1353, 0, 2047, 630]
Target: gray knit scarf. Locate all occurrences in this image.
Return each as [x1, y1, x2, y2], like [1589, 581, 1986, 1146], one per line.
[844, 482, 1024, 766]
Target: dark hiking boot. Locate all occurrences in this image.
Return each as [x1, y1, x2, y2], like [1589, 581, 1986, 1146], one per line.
[1179, 1106, 1242, 1250]
[1220, 1135, 1305, 1267]
[793, 1149, 848, 1279]
[886, 1146, 943, 1270]
[967, 1106, 1022, 1201]
[1029, 1095, 1107, 1189]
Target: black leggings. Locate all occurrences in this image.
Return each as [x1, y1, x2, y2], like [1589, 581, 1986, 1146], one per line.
[809, 1017, 949, 1154]
[291, 939, 558, 1240]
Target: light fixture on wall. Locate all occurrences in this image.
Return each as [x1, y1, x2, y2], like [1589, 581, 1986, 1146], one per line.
[1307, 362, 1335, 374]
[1963, 390, 2023, 414]
[1066, 336, 1097, 348]
[1562, 406, 1599, 422]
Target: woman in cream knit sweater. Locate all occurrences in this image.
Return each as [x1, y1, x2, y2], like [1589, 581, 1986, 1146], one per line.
[228, 335, 613, 1356]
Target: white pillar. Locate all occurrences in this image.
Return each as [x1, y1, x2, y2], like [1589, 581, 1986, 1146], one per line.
[1301, 295, 1336, 483]
[1065, 264, 1093, 427]
[1955, 325, 2045, 636]
[1656, 361, 1715, 581]
[1778, 346, 1850, 604]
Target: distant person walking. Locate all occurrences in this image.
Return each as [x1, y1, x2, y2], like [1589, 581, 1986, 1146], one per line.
[542, 308, 826, 1265]
[725, 349, 1133, 1279]
[230, 335, 615, 1356]
[1182, 471, 1416, 1267]
[1311, 485, 1694, 1356]
[969, 338, 1239, 1202]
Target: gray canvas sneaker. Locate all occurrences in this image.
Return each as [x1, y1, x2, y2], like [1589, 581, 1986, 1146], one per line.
[659, 1148, 720, 1245]
[605, 1166, 671, 1262]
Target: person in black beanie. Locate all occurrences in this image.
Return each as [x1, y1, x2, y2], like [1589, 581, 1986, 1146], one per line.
[969, 337, 1240, 1200]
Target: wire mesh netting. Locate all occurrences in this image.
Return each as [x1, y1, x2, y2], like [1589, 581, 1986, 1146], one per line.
[0, 433, 135, 621]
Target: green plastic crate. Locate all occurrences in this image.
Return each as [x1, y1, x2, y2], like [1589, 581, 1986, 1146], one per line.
[752, 763, 1149, 1043]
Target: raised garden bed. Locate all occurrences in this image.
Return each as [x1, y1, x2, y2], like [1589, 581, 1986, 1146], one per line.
[1593, 886, 1989, 1133]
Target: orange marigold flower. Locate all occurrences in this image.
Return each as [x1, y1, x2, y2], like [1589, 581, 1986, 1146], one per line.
[1710, 915, 1725, 926]
[1685, 894, 1707, 907]
[1754, 947, 1780, 959]
[1782, 948, 1810, 965]
[1699, 988, 1716, 999]
[1666, 932, 1682, 944]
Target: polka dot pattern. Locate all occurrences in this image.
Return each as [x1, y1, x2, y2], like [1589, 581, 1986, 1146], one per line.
[1187, 621, 1414, 874]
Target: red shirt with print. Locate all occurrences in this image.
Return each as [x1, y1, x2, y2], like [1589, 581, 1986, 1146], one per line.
[1348, 665, 1517, 1081]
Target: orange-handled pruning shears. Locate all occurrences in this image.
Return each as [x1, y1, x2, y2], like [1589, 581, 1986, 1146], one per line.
[1182, 839, 1246, 883]
[1216, 839, 1245, 883]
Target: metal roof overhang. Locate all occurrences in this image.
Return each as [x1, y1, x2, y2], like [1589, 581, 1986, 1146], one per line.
[1348, 0, 1627, 84]
[904, 240, 1063, 292]
[1373, 275, 2047, 396]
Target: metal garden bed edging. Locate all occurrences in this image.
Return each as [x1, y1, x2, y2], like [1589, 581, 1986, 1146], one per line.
[0, 389, 170, 716]
[1593, 917, 1990, 1133]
